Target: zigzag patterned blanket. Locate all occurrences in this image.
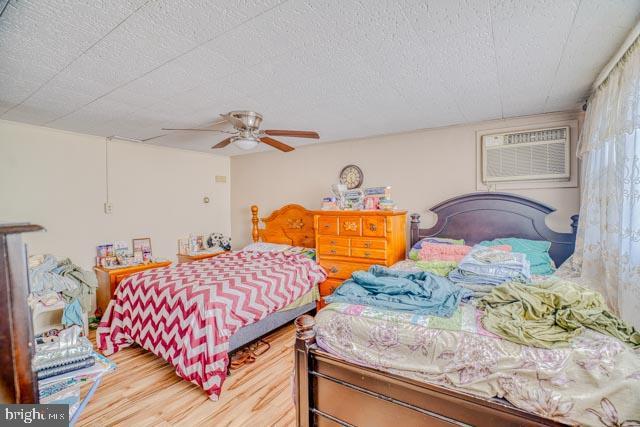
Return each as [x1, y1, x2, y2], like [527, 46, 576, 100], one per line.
[97, 251, 326, 399]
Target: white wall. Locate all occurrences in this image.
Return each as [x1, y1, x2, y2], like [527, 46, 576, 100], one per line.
[231, 111, 582, 248]
[0, 120, 230, 269]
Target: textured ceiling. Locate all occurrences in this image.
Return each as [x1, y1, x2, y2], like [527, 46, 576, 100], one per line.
[1, 0, 638, 156]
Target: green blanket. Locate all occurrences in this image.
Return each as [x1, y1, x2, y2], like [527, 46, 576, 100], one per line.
[477, 279, 640, 349]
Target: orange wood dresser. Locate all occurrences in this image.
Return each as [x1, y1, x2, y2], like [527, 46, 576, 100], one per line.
[95, 261, 171, 315]
[314, 210, 407, 309]
[177, 251, 227, 264]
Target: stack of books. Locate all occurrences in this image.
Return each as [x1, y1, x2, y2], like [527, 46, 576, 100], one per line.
[34, 326, 116, 417]
[38, 352, 115, 411]
[33, 332, 94, 380]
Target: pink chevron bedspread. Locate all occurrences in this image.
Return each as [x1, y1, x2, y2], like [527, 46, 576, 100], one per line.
[96, 251, 326, 400]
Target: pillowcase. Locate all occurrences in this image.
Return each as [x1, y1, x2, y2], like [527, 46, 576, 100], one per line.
[409, 237, 465, 260]
[479, 238, 555, 275]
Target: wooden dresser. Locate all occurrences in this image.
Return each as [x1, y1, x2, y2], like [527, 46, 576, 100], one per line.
[95, 261, 172, 315]
[314, 211, 407, 309]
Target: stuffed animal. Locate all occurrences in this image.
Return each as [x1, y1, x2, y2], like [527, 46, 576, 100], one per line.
[207, 233, 231, 251]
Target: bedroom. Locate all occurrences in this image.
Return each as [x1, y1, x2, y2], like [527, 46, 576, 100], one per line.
[0, 0, 639, 426]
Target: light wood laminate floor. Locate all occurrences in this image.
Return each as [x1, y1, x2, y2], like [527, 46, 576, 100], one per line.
[78, 325, 297, 426]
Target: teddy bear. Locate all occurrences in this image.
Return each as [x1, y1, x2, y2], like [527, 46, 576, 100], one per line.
[207, 233, 231, 251]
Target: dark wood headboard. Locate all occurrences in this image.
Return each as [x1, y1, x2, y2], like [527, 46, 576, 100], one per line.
[410, 192, 579, 266]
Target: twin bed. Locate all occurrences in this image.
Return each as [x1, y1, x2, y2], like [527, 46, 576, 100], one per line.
[97, 203, 324, 400]
[293, 193, 640, 426]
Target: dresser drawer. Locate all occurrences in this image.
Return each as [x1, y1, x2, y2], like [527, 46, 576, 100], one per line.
[319, 278, 343, 296]
[339, 217, 361, 236]
[350, 237, 386, 250]
[318, 236, 350, 247]
[362, 216, 386, 237]
[318, 216, 338, 235]
[351, 247, 387, 261]
[320, 259, 370, 280]
[318, 245, 349, 257]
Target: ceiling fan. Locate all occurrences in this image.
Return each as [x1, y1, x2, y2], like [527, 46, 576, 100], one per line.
[162, 111, 319, 152]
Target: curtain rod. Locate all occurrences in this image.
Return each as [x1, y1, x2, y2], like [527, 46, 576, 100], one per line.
[592, 20, 640, 91]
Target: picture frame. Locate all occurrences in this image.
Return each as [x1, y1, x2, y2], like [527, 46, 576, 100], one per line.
[132, 237, 152, 256]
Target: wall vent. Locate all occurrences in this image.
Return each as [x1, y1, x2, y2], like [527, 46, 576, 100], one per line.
[482, 127, 570, 183]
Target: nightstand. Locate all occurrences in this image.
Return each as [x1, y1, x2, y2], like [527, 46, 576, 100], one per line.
[177, 251, 227, 264]
[94, 261, 172, 315]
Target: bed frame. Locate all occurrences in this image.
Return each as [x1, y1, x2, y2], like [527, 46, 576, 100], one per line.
[229, 203, 317, 352]
[294, 192, 579, 427]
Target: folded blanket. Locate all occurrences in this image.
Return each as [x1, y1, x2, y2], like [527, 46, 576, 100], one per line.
[409, 237, 465, 260]
[418, 243, 472, 262]
[449, 246, 530, 286]
[477, 279, 640, 349]
[480, 238, 555, 275]
[325, 265, 472, 317]
[415, 260, 458, 276]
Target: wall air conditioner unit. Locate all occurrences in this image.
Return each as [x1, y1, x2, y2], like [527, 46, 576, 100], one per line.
[482, 126, 570, 183]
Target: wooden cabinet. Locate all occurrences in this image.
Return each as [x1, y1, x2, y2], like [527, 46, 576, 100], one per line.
[95, 261, 171, 315]
[177, 251, 227, 264]
[314, 211, 407, 310]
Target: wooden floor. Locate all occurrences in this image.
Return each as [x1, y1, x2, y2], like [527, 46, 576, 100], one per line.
[78, 325, 297, 426]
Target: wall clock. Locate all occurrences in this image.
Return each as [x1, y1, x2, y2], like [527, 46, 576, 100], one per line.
[339, 165, 363, 189]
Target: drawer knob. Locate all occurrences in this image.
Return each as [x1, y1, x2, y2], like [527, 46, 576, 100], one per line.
[330, 249, 336, 254]
[330, 240, 337, 245]
[330, 266, 339, 274]
[364, 242, 371, 248]
[369, 223, 377, 232]
[364, 252, 371, 257]
[324, 224, 330, 228]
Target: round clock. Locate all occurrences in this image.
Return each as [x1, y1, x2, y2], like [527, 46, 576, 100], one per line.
[339, 165, 363, 189]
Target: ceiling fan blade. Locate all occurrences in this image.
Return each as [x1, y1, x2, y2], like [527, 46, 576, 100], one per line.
[161, 128, 235, 134]
[263, 130, 319, 139]
[141, 133, 169, 142]
[259, 136, 295, 152]
[212, 137, 234, 149]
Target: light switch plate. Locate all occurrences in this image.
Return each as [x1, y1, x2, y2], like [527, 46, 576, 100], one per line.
[104, 202, 113, 214]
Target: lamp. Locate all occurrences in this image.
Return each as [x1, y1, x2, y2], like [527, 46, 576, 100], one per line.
[233, 136, 259, 150]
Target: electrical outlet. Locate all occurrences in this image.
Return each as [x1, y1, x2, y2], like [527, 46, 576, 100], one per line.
[215, 175, 227, 183]
[104, 202, 113, 214]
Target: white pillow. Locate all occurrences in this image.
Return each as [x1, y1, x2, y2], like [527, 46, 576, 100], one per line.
[241, 242, 292, 253]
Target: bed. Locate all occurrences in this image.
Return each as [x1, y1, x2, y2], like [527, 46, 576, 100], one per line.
[293, 192, 640, 426]
[229, 204, 319, 352]
[97, 203, 326, 400]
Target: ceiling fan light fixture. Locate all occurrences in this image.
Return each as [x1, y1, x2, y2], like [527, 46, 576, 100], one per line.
[233, 136, 259, 150]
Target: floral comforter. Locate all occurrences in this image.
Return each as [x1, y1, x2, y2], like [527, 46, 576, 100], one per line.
[315, 302, 640, 426]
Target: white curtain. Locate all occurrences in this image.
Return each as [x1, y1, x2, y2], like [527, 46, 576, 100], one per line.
[575, 39, 640, 328]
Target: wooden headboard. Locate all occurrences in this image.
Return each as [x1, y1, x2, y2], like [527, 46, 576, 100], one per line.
[251, 204, 315, 248]
[410, 192, 579, 266]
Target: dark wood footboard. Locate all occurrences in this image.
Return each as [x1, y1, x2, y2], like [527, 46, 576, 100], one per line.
[294, 315, 565, 427]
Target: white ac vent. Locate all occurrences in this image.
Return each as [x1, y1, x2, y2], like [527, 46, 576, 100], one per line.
[482, 127, 570, 183]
